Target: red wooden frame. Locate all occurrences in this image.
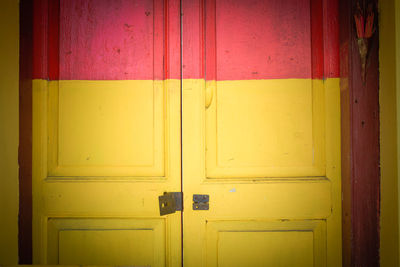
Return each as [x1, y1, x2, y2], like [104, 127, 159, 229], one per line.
[340, 0, 380, 266]
[19, 0, 33, 263]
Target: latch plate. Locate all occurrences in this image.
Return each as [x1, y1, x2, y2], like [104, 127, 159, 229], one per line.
[193, 194, 209, 210]
[159, 192, 183, 216]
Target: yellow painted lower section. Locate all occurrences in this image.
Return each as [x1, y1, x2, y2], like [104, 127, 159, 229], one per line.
[33, 79, 181, 265]
[183, 78, 341, 267]
[0, 0, 19, 264]
[205, 79, 325, 178]
[380, 0, 400, 266]
[33, 77, 341, 265]
[47, 80, 165, 177]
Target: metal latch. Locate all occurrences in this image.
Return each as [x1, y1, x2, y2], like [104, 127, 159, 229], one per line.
[159, 192, 183, 216]
[193, 194, 209, 210]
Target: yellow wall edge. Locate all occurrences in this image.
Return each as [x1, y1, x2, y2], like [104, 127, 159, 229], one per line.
[396, 0, 400, 264]
[380, 0, 400, 266]
[0, 0, 19, 264]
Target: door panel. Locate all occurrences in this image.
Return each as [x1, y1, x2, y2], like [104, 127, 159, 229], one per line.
[206, 79, 325, 178]
[182, 79, 340, 266]
[59, 0, 162, 80]
[182, 0, 341, 266]
[210, 0, 312, 80]
[206, 220, 326, 267]
[48, 80, 165, 177]
[32, 0, 181, 265]
[48, 218, 166, 266]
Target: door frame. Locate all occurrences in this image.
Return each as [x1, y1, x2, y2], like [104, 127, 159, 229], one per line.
[339, 0, 381, 266]
[18, 0, 381, 265]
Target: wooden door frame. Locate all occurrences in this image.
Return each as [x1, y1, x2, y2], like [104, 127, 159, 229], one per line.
[339, 0, 381, 266]
[18, 0, 33, 263]
[18, 0, 381, 265]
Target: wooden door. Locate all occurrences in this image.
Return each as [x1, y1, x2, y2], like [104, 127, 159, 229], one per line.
[32, 0, 181, 265]
[182, 0, 341, 266]
[33, 0, 341, 266]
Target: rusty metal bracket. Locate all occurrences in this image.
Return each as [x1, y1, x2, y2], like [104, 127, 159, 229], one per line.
[193, 194, 209, 210]
[159, 192, 183, 216]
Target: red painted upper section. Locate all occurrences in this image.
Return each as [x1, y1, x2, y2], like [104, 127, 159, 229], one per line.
[48, 0, 60, 80]
[33, 0, 48, 79]
[184, 0, 339, 80]
[310, 0, 324, 79]
[34, 0, 180, 80]
[34, 0, 338, 81]
[210, 0, 312, 80]
[60, 0, 160, 80]
[323, 0, 340, 78]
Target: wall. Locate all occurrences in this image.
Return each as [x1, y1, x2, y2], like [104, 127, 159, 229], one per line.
[380, 0, 400, 266]
[397, 0, 400, 263]
[0, 0, 19, 264]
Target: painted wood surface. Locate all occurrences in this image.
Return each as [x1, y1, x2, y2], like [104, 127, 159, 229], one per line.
[34, 0, 180, 80]
[19, 0, 33, 264]
[30, 0, 343, 265]
[379, 0, 399, 265]
[59, 0, 161, 80]
[33, 0, 48, 79]
[32, 0, 182, 265]
[201, 0, 339, 80]
[351, 17, 380, 267]
[182, 78, 341, 266]
[0, 0, 20, 264]
[34, 0, 339, 81]
[182, 0, 341, 266]
[340, 0, 380, 266]
[206, 0, 313, 80]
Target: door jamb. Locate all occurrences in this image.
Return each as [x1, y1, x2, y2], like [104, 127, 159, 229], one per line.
[339, 0, 380, 266]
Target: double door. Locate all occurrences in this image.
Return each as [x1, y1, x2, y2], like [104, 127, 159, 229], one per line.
[32, 0, 341, 266]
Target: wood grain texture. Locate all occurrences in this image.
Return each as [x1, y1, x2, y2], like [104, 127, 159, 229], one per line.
[311, 0, 324, 79]
[19, 0, 33, 263]
[207, 0, 313, 80]
[59, 0, 161, 80]
[35, 0, 339, 81]
[340, 0, 380, 266]
[184, 0, 339, 80]
[339, 0, 351, 266]
[182, 0, 204, 79]
[323, 0, 340, 78]
[33, 0, 48, 79]
[351, 14, 380, 266]
[48, 0, 59, 80]
[34, 0, 181, 80]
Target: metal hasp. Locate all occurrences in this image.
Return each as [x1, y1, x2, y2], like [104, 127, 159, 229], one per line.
[158, 192, 183, 216]
[193, 194, 209, 210]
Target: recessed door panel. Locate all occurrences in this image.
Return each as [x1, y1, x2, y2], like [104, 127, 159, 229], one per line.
[59, 230, 155, 265]
[213, 0, 312, 80]
[47, 218, 165, 265]
[206, 79, 325, 178]
[48, 80, 165, 178]
[59, 0, 162, 80]
[206, 220, 326, 267]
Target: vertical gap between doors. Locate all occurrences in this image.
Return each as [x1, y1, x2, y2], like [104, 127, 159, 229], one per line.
[179, 0, 184, 265]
